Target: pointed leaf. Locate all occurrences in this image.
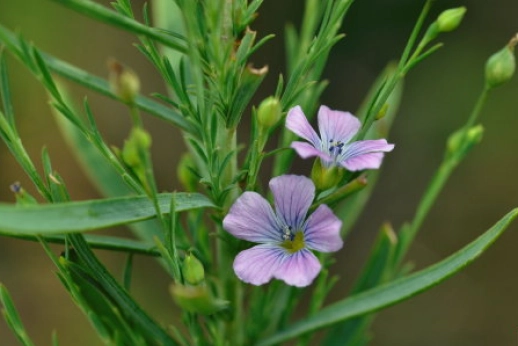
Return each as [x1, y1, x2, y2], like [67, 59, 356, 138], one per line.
[0, 193, 215, 235]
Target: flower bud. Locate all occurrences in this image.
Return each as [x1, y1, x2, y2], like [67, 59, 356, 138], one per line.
[182, 254, 205, 285]
[485, 35, 518, 88]
[446, 124, 484, 160]
[256, 96, 282, 128]
[422, 7, 467, 45]
[171, 284, 229, 315]
[311, 159, 344, 191]
[122, 128, 151, 166]
[108, 58, 140, 104]
[121, 127, 152, 188]
[437, 7, 466, 33]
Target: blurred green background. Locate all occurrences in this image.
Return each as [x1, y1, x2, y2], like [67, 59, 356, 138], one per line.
[1, 0, 518, 345]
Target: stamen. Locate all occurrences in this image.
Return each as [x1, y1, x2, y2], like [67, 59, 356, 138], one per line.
[328, 139, 344, 156]
[282, 225, 293, 241]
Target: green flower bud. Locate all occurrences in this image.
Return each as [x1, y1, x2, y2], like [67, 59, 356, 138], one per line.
[311, 159, 344, 191]
[182, 254, 205, 285]
[171, 284, 229, 315]
[177, 154, 198, 192]
[485, 35, 518, 88]
[437, 7, 466, 33]
[121, 127, 152, 188]
[108, 59, 140, 104]
[422, 7, 467, 45]
[122, 127, 151, 167]
[446, 125, 484, 160]
[256, 96, 282, 128]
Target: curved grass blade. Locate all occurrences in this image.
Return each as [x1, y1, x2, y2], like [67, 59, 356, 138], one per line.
[5, 233, 160, 256]
[257, 208, 518, 346]
[0, 24, 195, 133]
[0, 193, 215, 235]
[49, 0, 187, 53]
[0, 284, 36, 346]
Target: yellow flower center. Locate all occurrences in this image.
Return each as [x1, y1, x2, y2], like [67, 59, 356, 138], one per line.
[281, 231, 305, 254]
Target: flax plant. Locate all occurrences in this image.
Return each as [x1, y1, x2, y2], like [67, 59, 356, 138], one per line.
[0, 1, 517, 345]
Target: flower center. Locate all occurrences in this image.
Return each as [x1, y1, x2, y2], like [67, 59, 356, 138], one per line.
[328, 139, 345, 156]
[281, 226, 305, 253]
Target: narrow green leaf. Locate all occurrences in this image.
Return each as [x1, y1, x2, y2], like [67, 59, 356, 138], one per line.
[0, 24, 194, 133]
[227, 65, 268, 128]
[6, 233, 160, 256]
[122, 253, 134, 290]
[0, 49, 15, 129]
[258, 209, 518, 346]
[55, 100, 132, 195]
[0, 284, 36, 346]
[54, 96, 164, 243]
[0, 193, 215, 235]
[67, 233, 178, 345]
[59, 256, 150, 345]
[49, 0, 187, 52]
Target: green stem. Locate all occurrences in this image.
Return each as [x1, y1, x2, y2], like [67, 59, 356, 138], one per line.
[246, 127, 268, 190]
[394, 86, 491, 266]
[358, 0, 434, 139]
[397, 0, 434, 71]
[130, 104, 143, 128]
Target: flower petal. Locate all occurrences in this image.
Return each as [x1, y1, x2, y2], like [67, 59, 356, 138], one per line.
[233, 244, 286, 285]
[223, 191, 280, 243]
[340, 139, 395, 171]
[286, 106, 321, 147]
[270, 175, 315, 229]
[317, 105, 360, 144]
[273, 249, 321, 287]
[304, 204, 343, 252]
[291, 141, 332, 161]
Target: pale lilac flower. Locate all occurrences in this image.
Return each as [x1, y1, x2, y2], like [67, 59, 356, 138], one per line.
[286, 105, 395, 171]
[222, 175, 343, 287]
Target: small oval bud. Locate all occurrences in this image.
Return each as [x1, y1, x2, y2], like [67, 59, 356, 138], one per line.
[122, 127, 151, 167]
[485, 34, 517, 88]
[437, 7, 466, 33]
[256, 96, 282, 128]
[446, 124, 484, 160]
[108, 59, 140, 104]
[182, 254, 205, 285]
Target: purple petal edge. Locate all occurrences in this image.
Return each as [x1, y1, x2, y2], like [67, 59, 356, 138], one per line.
[274, 249, 321, 287]
[223, 191, 280, 243]
[304, 204, 343, 252]
[286, 106, 320, 146]
[317, 105, 361, 145]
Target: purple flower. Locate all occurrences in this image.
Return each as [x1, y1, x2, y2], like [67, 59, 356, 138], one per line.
[223, 175, 343, 287]
[286, 105, 394, 171]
